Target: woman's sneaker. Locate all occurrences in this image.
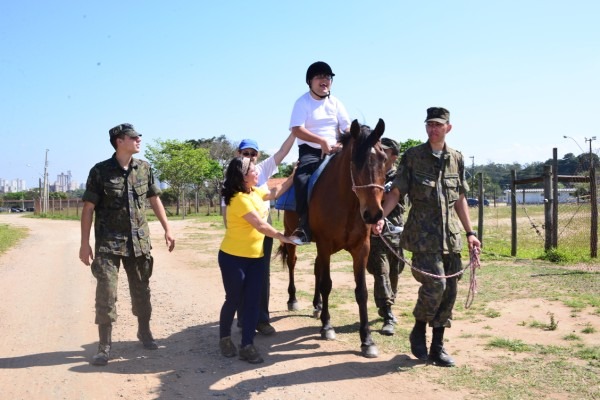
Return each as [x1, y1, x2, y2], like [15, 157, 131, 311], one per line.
[256, 322, 276, 335]
[219, 337, 237, 358]
[238, 344, 264, 364]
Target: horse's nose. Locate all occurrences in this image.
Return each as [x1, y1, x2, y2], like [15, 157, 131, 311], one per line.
[363, 209, 383, 224]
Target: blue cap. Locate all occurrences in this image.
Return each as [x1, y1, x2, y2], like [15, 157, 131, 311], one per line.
[239, 139, 259, 151]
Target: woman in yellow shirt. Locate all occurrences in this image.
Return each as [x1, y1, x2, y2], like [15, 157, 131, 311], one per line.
[219, 157, 295, 364]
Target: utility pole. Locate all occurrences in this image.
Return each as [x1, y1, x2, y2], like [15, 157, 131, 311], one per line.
[42, 149, 49, 214]
[586, 136, 596, 169]
[469, 156, 475, 198]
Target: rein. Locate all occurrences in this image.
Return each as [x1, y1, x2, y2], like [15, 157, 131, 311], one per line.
[377, 233, 481, 308]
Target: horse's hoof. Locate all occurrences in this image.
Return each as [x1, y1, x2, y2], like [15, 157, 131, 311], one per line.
[287, 301, 299, 311]
[361, 344, 379, 358]
[320, 328, 336, 340]
[313, 308, 321, 319]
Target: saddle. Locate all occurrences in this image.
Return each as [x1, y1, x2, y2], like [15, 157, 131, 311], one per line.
[275, 154, 334, 211]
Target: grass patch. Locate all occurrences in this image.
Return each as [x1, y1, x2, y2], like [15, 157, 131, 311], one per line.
[487, 337, 531, 352]
[445, 359, 600, 399]
[582, 324, 596, 334]
[528, 312, 558, 331]
[0, 223, 28, 254]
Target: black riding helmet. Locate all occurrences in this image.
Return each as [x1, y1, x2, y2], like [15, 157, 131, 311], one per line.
[305, 61, 335, 85]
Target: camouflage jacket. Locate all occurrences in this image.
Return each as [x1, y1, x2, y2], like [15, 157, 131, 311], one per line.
[384, 167, 404, 227]
[82, 154, 161, 257]
[391, 142, 468, 253]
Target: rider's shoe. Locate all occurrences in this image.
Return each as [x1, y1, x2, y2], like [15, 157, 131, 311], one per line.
[290, 228, 311, 246]
[382, 219, 403, 237]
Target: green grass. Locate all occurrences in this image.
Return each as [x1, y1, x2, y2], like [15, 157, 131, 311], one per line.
[471, 204, 600, 264]
[0, 224, 28, 254]
[285, 257, 600, 399]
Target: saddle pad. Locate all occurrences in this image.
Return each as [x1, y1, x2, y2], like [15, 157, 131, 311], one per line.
[274, 154, 334, 211]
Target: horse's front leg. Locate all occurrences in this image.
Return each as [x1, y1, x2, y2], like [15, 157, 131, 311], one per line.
[315, 253, 335, 340]
[353, 245, 379, 358]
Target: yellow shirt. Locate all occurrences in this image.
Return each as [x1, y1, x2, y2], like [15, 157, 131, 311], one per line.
[220, 187, 269, 258]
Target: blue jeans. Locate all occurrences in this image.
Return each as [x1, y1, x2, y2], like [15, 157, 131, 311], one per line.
[218, 250, 265, 347]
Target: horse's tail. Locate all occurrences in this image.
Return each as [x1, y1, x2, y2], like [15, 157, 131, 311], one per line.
[275, 243, 289, 269]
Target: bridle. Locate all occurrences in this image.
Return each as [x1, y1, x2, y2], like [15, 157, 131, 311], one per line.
[349, 143, 385, 193]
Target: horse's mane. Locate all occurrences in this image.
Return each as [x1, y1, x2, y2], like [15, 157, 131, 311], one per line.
[339, 124, 373, 169]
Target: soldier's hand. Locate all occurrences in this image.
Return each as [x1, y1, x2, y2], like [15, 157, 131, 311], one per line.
[467, 235, 481, 251]
[79, 245, 93, 266]
[165, 230, 175, 252]
[371, 219, 384, 235]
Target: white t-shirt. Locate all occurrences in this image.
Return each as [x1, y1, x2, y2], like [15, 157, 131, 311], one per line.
[289, 92, 351, 149]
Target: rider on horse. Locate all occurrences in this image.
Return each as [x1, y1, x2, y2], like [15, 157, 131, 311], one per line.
[288, 61, 351, 245]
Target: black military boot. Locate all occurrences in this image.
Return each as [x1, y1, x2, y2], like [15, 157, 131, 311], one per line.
[378, 306, 396, 336]
[91, 323, 112, 366]
[428, 327, 455, 367]
[137, 316, 158, 350]
[378, 305, 398, 323]
[409, 320, 428, 361]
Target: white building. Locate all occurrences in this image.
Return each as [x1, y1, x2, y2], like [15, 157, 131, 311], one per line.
[53, 171, 78, 192]
[505, 188, 577, 204]
[0, 178, 27, 193]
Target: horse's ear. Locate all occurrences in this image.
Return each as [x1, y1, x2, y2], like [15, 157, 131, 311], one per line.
[372, 118, 385, 141]
[365, 118, 385, 147]
[350, 119, 361, 139]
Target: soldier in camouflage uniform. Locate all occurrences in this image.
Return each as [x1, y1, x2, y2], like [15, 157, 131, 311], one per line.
[366, 137, 405, 336]
[79, 123, 175, 366]
[374, 108, 481, 367]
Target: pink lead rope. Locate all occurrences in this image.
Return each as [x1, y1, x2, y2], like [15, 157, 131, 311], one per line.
[464, 247, 481, 309]
[377, 233, 481, 308]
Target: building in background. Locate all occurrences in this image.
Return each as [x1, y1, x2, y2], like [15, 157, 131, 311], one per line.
[52, 171, 79, 192]
[0, 178, 27, 193]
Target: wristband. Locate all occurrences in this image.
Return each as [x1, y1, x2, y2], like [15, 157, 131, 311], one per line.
[466, 231, 477, 238]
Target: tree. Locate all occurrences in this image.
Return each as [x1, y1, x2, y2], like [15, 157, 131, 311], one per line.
[399, 138, 423, 154]
[145, 139, 220, 216]
[49, 192, 67, 199]
[273, 162, 294, 178]
[186, 136, 237, 213]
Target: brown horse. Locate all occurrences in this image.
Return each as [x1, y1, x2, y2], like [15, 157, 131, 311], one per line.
[280, 118, 387, 358]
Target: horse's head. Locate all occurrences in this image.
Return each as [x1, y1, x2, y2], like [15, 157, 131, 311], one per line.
[342, 118, 387, 224]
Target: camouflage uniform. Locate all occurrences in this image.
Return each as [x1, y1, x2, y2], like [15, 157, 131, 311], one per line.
[367, 167, 405, 309]
[83, 154, 161, 325]
[392, 142, 469, 328]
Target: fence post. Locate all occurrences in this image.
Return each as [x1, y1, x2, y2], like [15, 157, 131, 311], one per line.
[591, 167, 597, 258]
[552, 148, 558, 247]
[511, 170, 517, 256]
[477, 172, 484, 244]
[543, 165, 553, 251]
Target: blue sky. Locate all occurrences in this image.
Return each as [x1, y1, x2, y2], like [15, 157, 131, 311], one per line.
[1, 1, 599, 188]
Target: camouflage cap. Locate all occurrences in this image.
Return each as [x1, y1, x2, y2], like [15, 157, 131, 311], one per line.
[109, 123, 141, 138]
[380, 138, 400, 155]
[424, 107, 450, 124]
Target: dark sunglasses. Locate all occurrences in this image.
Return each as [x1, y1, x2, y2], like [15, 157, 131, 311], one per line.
[242, 151, 258, 157]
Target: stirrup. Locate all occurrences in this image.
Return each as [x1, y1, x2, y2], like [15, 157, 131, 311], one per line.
[290, 228, 311, 246]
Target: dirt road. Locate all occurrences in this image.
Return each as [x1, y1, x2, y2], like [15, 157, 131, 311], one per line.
[0, 214, 597, 399]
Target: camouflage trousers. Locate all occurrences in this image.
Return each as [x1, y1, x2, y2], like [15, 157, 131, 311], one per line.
[366, 235, 405, 309]
[91, 253, 154, 325]
[410, 252, 463, 328]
